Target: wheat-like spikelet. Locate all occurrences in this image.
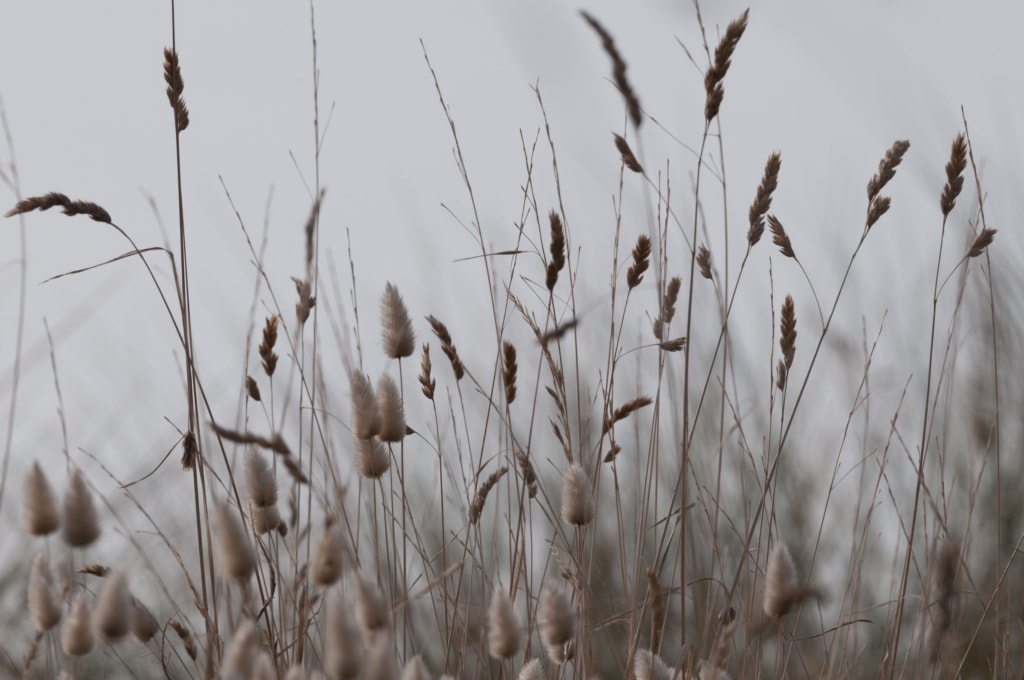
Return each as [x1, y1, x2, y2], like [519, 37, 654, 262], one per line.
[697, 245, 713, 280]
[355, 437, 390, 479]
[967, 228, 997, 258]
[470, 466, 509, 525]
[130, 597, 159, 643]
[614, 133, 644, 173]
[418, 344, 436, 400]
[659, 337, 687, 352]
[401, 655, 429, 680]
[560, 463, 594, 526]
[646, 568, 667, 652]
[539, 585, 576, 664]
[24, 462, 60, 536]
[634, 649, 677, 680]
[293, 276, 315, 326]
[29, 553, 62, 633]
[514, 449, 539, 499]
[777, 294, 797, 391]
[245, 449, 281, 535]
[63, 468, 100, 548]
[351, 372, 382, 440]
[546, 211, 566, 291]
[62, 594, 95, 656]
[5, 192, 112, 223]
[767, 215, 795, 259]
[580, 12, 643, 127]
[312, 517, 346, 586]
[627, 234, 652, 289]
[162, 47, 190, 132]
[426, 315, 465, 380]
[259, 315, 279, 377]
[376, 374, 406, 442]
[221, 620, 260, 679]
[518, 659, 543, 680]
[215, 500, 255, 582]
[210, 423, 292, 456]
[325, 591, 364, 680]
[169, 617, 197, 660]
[245, 375, 262, 402]
[302, 190, 324, 276]
[704, 9, 749, 121]
[940, 134, 967, 216]
[488, 588, 522, 659]
[79, 564, 111, 577]
[603, 396, 654, 435]
[381, 282, 416, 359]
[92, 571, 131, 642]
[502, 341, 518, 405]
[865, 140, 911, 228]
[181, 430, 199, 470]
[748, 152, 782, 247]
[354, 571, 391, 642]
[652, 277, 681, 341]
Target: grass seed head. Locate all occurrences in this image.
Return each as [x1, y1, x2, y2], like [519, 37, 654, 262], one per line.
[488, 589, 522, 659]
[92, 571, 131, 642]
[381, 282, 416, 359]
[376, 374, 406, 442]
[63, 468, 100, 548]
[62, 594, 95, 656]
[560, 463, 594, 526]
[216, 500, 255, 582]
[325, 591, 364, 680]
[29, 553, 62, 633]
[24, 461, 60, 536]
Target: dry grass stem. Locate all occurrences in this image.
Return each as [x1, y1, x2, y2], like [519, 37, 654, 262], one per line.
[767, 215, 795, 259]
[381, 282, 416, 359]
[627, 234, 652, 289]
[748, 152, 782, 247]
[92, 571, 131, 642]
[418, 344, 436, 400]
[215, 500, 255, 582]
[488, 588, 522, 659]
[62, 595, 95, 656]
[580, 12, 643, 127]
[470, 466, 509, 525]
[502, 341, 518, 404]
[6, 192, 112, 223]
[546, 211, 566, 291]
[704, 9, 750, 121]
[259, 315, 279, 377]
[29, 554, 62, 633]
[940, 134, 967, 216]
[614, 133, 644, 173]
[162, 47, 190, 133]
[24, 462, 60, 536]
[63, 468, 100, 548]
[426, 315, 466, 380]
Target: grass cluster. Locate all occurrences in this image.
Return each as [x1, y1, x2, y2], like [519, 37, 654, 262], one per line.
[1, 3, 1020, 679]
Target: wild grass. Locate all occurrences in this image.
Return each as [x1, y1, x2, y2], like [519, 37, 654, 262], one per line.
[1, 2, 1021, 679]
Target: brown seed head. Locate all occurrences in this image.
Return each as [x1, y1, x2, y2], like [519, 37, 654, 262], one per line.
[764, 543, 797, 618]
[354, 571, 391, 639]
[62, 594, 95, 656]
[867, 139, 911, 202]
[697, 245, 713, 280]
[748, 152, 782, 247]
[967, 228, 997, 258]
[350, 372, 381, 440]
[245, 375, 262, 402]
[767, 215, 795, 259]
[162, 48, 190, 133]
[92, 571, 132, 642]
[704, 9, 750, 121]
[502, 341, 518, 404]
[940, 134, 967, 217]
[216, 501, 255, 582]
[6, 192, 112, 223]
[29, 553, 62, 633]
[613, 133, 643, 173]
[546, 211, 566, 291]
[376, 374, 406, 443]
[515, 449, 539, 499]
[488, 589, 522, 659]
[560, 463, 594, 526]
[627, 234, 652, 289]
[312, 518, 347, 586]
[418, 343, 436, 400]
[259, 315, 279, 377]
[469, 466, 509, 525]
[779, 295, 797, 370]
[652, 277, 682, 341]
[580, 12, 643, 127]
[426, 315, 465, 380]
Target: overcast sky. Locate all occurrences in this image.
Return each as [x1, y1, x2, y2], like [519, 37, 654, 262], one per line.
[1, 1, 1021, 572]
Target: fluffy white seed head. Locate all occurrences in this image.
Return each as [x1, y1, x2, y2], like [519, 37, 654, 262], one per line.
[376, 374, 406, 443]
[488, 588, 522, 659]
[764, 542, 797, 618]
[560, 463, 594, 526]
[29, 553, 62, 633]
[216, 500, 256, 583]
[538, 586, 576, 664]
[92, 571, 131, 642]
[24, 462, 60, 535]
[324, 591, 364, 680]
[63, 468, 100, 548]
[62, 594, 95, 656]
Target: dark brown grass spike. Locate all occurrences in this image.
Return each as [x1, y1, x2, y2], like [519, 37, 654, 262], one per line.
[502, 341, 517, 404]
[613, 133, 643, 173]
[967, 228, 996, 258]
[767, 215, 795, 259]
[603, 396, 653, 435]
[940, 134, 967, 217]
[704, 9, 750, 121]
[580, 12, 643, 127]
[748, 152, 782, 246]
[162, 48, 190, 132]
[626, 234, 651, 289]
[546, 211, 566, 291]
[6, 192, 112, 224]
[469, 466, 509, 525]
